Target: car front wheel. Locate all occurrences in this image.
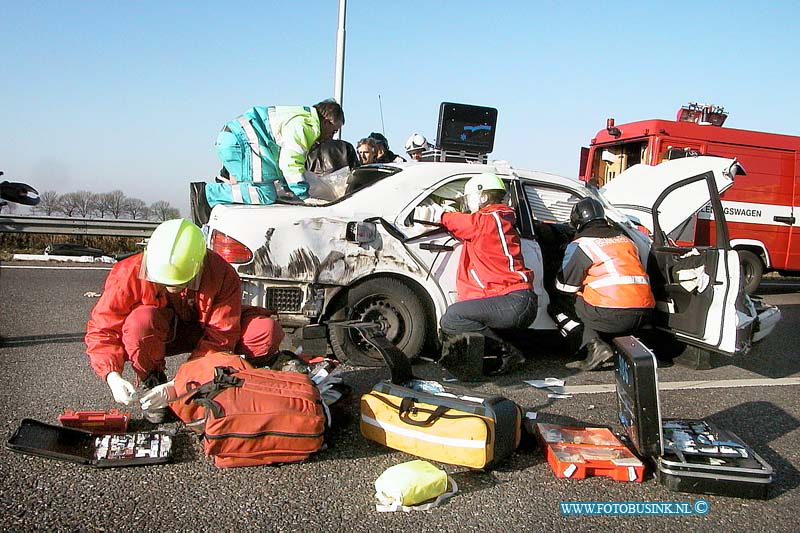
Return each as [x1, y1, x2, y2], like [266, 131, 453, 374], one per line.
[328, 278, 429, 367]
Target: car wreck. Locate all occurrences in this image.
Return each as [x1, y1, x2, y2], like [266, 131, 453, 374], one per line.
[204, 156, 780, 366]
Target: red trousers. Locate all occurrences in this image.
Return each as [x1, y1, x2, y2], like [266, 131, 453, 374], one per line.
[120, 305, 285, 379]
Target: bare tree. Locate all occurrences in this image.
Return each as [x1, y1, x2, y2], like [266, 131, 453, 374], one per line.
[98, 190, 127, 219]
[33, 190, 62, 215]
[59, 190, 96, 217]
[59, 192, 82, 217]
[124, 198, 149, 220]
[150, 200, 180, 221]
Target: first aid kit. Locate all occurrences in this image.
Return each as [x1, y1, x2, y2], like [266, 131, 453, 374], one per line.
[374, 460, 457, 512]
[614, 336, 774, 499]
[174, 365, 327, 468]
[536, 423, 645, 482]
[7, 419, 174, 467]
[348, 322, 522, 469]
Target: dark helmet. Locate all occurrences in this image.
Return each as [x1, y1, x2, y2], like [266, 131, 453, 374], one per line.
[570, 197, 605, 231]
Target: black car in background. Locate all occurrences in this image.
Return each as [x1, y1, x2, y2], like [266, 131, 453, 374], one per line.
[44, 243, 105, 257]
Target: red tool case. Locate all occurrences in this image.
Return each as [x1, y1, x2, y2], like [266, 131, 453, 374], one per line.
[536, 423, 645, 482]
[58, 409, 130, 433]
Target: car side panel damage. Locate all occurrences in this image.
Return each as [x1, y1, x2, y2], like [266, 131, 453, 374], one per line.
[237, 218, 423, 285]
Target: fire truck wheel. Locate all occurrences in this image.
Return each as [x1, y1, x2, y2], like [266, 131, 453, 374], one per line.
[738, 250, 763, 295]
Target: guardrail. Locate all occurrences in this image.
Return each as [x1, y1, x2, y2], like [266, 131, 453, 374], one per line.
[0, 215, 159, 238]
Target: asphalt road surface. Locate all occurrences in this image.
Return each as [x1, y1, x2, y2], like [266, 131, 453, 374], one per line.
[1, 263, 798, 531]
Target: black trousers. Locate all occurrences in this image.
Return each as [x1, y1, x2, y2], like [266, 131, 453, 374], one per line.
[575, 297, 651, 346]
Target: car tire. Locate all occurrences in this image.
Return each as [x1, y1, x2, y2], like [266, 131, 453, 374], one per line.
[328, 278, 428, 367]
[738, 250, 763, 295]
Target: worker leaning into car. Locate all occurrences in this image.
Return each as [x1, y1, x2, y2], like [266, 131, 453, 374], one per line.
[415, 173, 537, 375]
[85, 219, 284, 423]
[206, 99, 345, 207]
[556, 198, 655, 372]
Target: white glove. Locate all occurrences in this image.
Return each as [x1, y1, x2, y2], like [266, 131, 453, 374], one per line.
[106, 372, 137, 406]
[414, 203, 445, 223]
[140, 380, 177, 410]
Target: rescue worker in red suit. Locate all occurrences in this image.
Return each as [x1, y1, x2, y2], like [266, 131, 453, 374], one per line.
[85, 218, 284, 422]
[556, 198, 655, 371]
[415, 173, 537, 376]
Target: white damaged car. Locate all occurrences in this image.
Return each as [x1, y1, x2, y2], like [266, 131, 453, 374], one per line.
[204, 156, 780, 366]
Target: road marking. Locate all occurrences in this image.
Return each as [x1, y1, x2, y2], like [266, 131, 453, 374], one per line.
[0, 265, 112, 271]
[564, 376, 800, 394]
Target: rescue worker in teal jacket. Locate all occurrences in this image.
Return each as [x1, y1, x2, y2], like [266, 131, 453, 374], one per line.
[206, 99, 344, 207]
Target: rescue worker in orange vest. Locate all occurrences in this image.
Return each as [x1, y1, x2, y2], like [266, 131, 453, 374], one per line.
[556, 198, 655, 371]
[85, 219, 285, 423]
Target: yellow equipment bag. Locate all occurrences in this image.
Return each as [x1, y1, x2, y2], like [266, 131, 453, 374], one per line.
[361, 381, 521, 469]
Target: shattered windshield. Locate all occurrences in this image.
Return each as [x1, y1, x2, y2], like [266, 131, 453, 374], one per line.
[344, 165, 403, 196]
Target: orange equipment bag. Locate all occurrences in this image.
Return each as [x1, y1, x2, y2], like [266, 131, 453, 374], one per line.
[170, 352, 254, 427]
[172, 364, 327, 468]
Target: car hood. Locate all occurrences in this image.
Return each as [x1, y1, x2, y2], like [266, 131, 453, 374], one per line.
[600, 156, 740, 235]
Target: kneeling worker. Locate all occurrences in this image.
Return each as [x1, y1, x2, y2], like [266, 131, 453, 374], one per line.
[85, 218, 285, 422]
[416, 173, 537, 375]
[556, 198, 654, 371]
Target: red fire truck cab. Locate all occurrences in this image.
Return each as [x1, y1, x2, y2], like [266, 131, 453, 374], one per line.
[580, 103, 800, 293]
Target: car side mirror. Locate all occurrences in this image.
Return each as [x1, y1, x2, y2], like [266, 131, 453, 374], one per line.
[0, 181, 40, 206]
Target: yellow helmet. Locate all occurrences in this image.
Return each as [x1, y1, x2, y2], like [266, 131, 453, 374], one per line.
[145, 219, 207, 286]
[464, 173, 506, 195]
[463, 173, 506, 212]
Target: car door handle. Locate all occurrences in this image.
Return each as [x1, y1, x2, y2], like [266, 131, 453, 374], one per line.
[773, 215, 795, 225]
[419, 243, 455, 252]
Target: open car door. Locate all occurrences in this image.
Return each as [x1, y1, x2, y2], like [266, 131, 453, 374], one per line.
[646, 170, 746, 355]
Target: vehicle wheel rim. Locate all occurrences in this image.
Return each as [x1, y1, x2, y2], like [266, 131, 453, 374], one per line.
[351, 296, 407, 351]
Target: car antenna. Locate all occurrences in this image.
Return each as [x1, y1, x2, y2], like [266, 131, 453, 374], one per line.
[378, 94, 386, 134]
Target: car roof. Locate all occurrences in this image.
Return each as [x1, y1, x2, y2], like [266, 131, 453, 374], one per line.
[339, 162, 583, 211]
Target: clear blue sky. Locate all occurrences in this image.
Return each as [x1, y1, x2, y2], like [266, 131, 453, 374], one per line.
[3, 0, 798, 215]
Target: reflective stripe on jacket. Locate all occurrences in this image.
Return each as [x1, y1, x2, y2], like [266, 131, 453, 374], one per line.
[207, 105, 321, 206]
[84, 251, 244, 379]
[557, 230, 655, 309]
[441, 204, 533, 302]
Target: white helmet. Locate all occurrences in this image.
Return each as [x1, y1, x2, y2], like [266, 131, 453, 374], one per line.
[405, 133, 429, 153]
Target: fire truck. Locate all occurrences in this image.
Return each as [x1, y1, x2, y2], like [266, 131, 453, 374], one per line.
[580, 103, 800, 293]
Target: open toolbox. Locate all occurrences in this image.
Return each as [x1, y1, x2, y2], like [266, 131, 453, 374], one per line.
[7, 419, 175, 468]
[613, 336, 774, 499]
[536, 423, 645, 482]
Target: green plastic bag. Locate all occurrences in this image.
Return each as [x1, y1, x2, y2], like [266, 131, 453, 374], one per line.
[374, 460, 458, 512]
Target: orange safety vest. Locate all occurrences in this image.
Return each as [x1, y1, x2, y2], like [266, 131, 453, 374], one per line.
[575, 235, 655, 309]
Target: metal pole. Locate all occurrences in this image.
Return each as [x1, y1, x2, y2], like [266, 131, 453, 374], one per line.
[334, 0, 347, 139]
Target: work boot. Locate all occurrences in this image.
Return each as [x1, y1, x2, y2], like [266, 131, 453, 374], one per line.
[438, 333, 486, 382]
[139, 370, 169, 424]
[486, 342, 526, 376]
[566, 339, 615, 372]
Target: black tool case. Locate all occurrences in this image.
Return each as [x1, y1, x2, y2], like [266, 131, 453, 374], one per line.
[7, 419, 175, 467]
[613, 336, 773, 499]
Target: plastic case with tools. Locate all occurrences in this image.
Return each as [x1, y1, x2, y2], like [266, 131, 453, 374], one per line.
[7, 419, 175, 468]
[613, 336, 773, 499]
[535, 423, 645, 482]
